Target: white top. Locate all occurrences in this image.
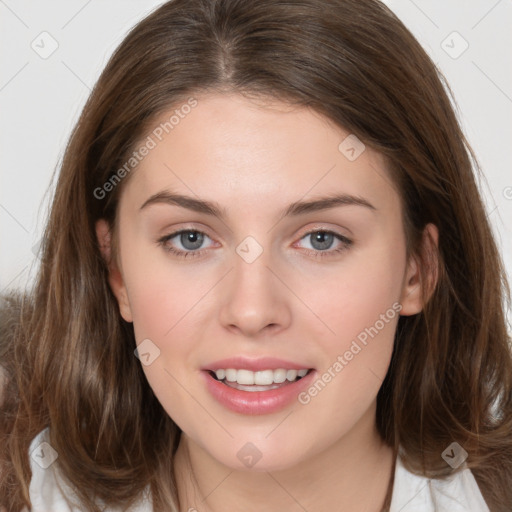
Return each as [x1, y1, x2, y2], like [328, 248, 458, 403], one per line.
[26, 428, 490, 511]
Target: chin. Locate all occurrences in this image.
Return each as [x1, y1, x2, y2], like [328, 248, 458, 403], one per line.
[204, 436, 312, 473]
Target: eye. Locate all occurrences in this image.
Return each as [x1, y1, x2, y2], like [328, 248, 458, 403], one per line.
[158, 228, 352, 260]
[157, 229, 214, 258]
[295, 229, 352, 258]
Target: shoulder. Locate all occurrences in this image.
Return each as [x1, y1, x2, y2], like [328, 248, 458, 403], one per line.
[27, 428, 153, 512]
[390, 452, 490, 512]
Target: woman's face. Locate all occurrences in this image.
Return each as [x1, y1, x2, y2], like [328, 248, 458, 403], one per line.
[98, 92, 427, 471]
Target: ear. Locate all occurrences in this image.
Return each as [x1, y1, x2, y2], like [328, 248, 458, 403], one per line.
[95, 219, 133, 323]
[399, 223, 439, 316]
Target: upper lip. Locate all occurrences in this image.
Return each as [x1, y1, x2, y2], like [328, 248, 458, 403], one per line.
[201, 356, 314, 372]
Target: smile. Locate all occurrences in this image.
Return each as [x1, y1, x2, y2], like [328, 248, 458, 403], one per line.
[202, 366, 316, 415]
[212, 368, 310, 387]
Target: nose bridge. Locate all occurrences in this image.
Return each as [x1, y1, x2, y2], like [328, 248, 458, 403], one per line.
[219, 233, 291, 335]
[234, 234, 273, 292]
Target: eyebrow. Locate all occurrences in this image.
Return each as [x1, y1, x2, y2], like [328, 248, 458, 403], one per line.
[139, 190, 376, 219]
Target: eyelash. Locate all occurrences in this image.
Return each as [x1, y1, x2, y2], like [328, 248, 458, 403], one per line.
[157, 228, 353, 260]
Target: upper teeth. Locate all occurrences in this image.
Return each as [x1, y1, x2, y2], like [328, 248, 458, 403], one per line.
[214, 368, 309, 385]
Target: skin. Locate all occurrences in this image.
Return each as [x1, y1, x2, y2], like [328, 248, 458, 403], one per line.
[96, 92, 438, 512]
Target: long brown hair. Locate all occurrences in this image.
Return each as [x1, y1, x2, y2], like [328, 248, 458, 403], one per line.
[1, 0, 511, 510]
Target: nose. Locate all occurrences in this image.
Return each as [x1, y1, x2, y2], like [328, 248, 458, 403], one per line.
[218, 244, 292, 338]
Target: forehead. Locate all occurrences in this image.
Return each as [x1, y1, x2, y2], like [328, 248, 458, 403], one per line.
[119, 92, 399, 217]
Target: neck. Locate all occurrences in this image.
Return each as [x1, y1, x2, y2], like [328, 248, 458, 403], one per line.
[173, 402, 396, 512]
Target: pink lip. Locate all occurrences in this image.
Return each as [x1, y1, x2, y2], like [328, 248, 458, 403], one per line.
[201, 368, 317, 415]
[201, 356, 313, 372]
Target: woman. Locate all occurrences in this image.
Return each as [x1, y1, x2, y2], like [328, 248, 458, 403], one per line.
[1, 0, 511, 510]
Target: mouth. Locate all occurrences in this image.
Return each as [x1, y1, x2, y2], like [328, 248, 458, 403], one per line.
[201, 365, 317, 415]
[207, 368, 313, 392]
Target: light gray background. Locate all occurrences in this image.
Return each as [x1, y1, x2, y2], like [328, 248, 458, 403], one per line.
[1, 1, 511, 328]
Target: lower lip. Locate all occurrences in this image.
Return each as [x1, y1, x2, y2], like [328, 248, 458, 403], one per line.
[201, 370, 317, 415]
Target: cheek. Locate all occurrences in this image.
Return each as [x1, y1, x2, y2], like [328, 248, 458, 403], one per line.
[128, 277, 180, 340]
[124, 259, 205, 431]
[123, 249, 213, 385]
[296, 239, 405, 350]
[295, 276, 399, 448]
[122, 241, 203, 340]
[291, 236, 404, 411]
